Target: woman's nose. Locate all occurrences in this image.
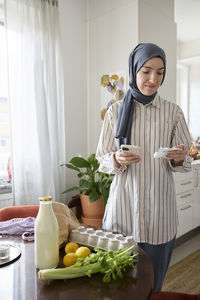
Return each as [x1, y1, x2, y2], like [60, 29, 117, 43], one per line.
[149, 72, 157, 82]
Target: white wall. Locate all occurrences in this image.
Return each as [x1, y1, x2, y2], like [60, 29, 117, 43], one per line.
[178, 39, 200, 60]
[176, 64, 189, 123]
[139, 0, 177, 102]
[87, 0, 138, 154]
[58, 0, 87, 197]
[59, 0, 87, 159]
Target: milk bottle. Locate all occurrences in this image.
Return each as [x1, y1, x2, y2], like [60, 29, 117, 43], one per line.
[35, 196, 59, 269]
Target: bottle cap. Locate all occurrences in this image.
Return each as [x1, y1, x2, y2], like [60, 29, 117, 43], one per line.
[39, 196, 52, 201]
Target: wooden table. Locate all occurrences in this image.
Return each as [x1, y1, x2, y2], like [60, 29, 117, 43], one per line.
[0, 235, 154, 300]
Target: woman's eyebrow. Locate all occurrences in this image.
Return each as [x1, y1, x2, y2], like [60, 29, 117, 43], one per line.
[142, 66, 165, 70]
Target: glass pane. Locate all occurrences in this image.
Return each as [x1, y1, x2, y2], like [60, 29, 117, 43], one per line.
[0, 21, 12, 188]
[176, 65, 189, 124]
[189, 64, 200, 141]
[177, 62, 200, 142]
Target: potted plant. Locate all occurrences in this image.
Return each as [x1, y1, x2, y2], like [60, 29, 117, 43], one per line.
[61, 153, 114, 226]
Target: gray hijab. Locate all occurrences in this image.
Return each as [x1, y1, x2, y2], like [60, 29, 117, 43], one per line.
[115, 43, 166, 147]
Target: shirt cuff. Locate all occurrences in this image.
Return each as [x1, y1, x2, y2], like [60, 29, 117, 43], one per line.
[168, 155, 192, 172]
[111, 153, 127, 174]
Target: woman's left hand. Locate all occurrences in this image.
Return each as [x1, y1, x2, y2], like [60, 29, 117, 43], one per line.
[166, 144, 187, 165]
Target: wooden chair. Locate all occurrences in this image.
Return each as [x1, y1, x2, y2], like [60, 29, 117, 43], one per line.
[148, 291, 200, 300]
[67, 194, 82, 220]
[0, 205, 39, 221]
[0, 199, 80, 222]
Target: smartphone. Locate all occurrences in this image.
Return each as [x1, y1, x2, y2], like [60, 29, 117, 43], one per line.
[120, 144, 143, 155]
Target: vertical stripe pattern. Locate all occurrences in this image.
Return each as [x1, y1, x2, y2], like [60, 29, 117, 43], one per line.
[96, 94, 192, 245]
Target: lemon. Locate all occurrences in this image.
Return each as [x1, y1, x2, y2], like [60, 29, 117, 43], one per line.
[76, 246, 91, 258]
[63, 253, 78, 267]
[65, 241, 79, 254]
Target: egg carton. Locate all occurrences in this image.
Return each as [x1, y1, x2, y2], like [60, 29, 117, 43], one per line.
[68, 226, 138, 252]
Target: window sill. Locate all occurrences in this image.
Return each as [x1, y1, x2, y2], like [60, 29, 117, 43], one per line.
[0, 186, 12, 195]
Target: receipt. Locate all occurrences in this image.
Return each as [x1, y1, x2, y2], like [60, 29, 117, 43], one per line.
[154, 147, 181, 159]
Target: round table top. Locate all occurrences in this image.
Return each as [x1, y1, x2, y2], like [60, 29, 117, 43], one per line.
[0, 235, 154, 300]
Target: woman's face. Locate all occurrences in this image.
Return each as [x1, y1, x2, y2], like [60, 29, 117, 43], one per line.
[136, 57, 164, 96]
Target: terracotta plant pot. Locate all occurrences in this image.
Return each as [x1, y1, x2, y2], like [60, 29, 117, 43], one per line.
[81, 215, 102, 228]
[80, 194, 105, 219]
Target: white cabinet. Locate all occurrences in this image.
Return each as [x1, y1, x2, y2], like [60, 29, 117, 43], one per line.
[173, 171, 193, 238]
[174, 161, 200, 238]
[192, 163, 200, 229]
[177, 202, 193, 238]
[175, 178, 193, 195]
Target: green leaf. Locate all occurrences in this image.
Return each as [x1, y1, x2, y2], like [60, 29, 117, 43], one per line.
[70, 157, 90, 168]
[87, 153, 95, 163]
[77, 172, 85, 178]
[103, 271, 112, 283]
[88, 153, 99, 170]
[101, 186, 110, 206]
[88, 191, 100, 203]
[79, 179, 89, 188]
[61, 186, 79, 194]
[81, 190, 88, 195]
[116, 267, 123, 278]
[64, 164, 80, 172]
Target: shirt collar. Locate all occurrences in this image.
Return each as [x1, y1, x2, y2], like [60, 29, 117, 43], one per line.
[151, 93, 161, 109]
[134, 93, 161, 109]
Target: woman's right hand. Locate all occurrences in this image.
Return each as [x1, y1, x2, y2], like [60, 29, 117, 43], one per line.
[114, 149, 141, 167]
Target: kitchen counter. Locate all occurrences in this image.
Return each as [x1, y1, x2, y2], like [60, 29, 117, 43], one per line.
[192, 159, 200, 166]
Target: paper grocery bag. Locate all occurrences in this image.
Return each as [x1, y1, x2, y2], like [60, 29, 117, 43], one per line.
[52, 202, 80, 248]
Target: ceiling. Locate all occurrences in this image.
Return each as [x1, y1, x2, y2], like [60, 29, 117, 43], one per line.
[174, 0, 200, 43]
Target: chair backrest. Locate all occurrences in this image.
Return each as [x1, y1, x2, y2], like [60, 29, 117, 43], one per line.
[0, 205, 39, 221]
[148, 291, 200, 300]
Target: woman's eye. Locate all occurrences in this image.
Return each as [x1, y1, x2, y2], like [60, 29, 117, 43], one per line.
[142, 71, 149, 74]
[158, 72, 164, 76]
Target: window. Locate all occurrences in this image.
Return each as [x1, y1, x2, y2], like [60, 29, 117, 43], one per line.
[0, 137, 9, 148]
[177, 60, 200, 141]
[0, 7, 12, 189]
[0, 111, 9, 123]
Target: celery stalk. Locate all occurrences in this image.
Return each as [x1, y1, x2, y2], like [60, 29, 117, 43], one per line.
[38, 244, 137, 282]
[38, 262, 101, 280]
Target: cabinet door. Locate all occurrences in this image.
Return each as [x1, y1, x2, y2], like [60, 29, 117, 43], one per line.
[176, 191, 193, 207]
[193, 188, 200, 229]
[175, 178, 193, 195]
[193, 168, 200, 188]
[177, 203, 193, 238]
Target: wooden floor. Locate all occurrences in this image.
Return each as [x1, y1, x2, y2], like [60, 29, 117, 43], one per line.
[170, 227, 200, 267]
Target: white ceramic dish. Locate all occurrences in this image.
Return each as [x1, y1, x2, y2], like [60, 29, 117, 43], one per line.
[0, 244, 21, 266]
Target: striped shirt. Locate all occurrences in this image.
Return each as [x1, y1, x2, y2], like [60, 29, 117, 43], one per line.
[96, 94, 192, 245]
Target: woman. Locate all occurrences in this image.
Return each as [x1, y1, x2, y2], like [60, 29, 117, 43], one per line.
[96, 43, 192, 290]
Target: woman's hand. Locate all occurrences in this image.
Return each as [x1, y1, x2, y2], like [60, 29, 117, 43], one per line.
[114, 149, 141, 167]
[166, 144, 187, 166]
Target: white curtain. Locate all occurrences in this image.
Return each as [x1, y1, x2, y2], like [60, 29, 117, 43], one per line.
[5, 0, 66, 205]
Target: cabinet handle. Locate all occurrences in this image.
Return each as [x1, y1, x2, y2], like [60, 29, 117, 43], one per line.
[180, 193, 192, 199]
[180, 181, 192, 186]
[180, 205, 192, 211]
[194, 169, 198, 187]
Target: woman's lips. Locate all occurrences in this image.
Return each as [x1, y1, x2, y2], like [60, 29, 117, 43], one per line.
[146, 85, 155, 88]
